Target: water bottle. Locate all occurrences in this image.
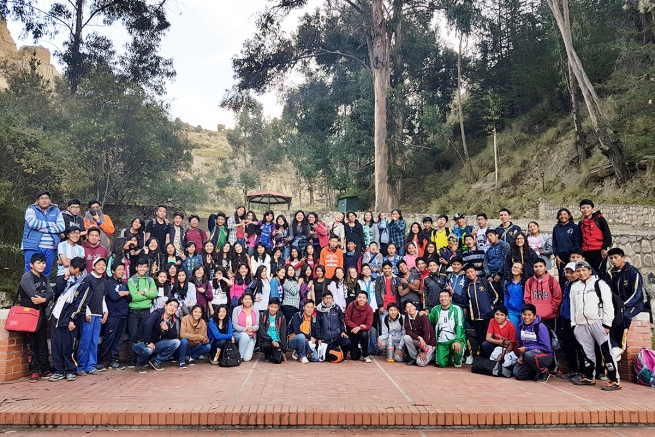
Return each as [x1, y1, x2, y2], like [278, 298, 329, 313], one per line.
[386, 343, 395, 362]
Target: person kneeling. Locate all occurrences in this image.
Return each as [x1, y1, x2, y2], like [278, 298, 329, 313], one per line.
[132, 298, 181, 373]
[178, 305, 211, 368]
[403, 301, 436, 366]
[513, 304, 553, 383]
[428, 290, 466, 368]
[258, 298, 288, 363]
[345, 291, 374, 363]
[289, 300, 319, 363]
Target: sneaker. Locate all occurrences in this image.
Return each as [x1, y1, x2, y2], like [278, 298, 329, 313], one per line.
[612, 347, 623, 362]
[598, 374, 608, 381]
[66, 374, 76, 381]
[573, 377, 596, 385]
[109, 361, 125, 370]
[454, 362, 462, 368]
[292, 351, 299, 360]
[95, 364, 107, 372]
[49, 373, 65, 382]
[188, 358, 195, 366]
[209, 358, 218, 365]
[363, 356, 372, 364]
[560, 371, 579, 380]
[465, 356, 474, 365]
[136, 365, 147, 374]
[571, 373, 584, 383]
[300, 357, 309, 364]
[41, 371, 53, 378]
[179, 362, 187, 369]
[127, 360, 136, 369]
[536, 371, 550, 383]
[149, 360, 163, 371]
[86, 368, 99, 375]
[406, 359, 416, 366]
[263, 356, 271, 362]
[197, 355, 205, 361]
[77, 370, 87, 376]
[601, 381, 622, 391]
[29, 372, 40, 383]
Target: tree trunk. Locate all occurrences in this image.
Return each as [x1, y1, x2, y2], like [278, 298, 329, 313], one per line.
[457, 32, 475, 183]
[388, 0, 403, 206]
[370, 0, 393, 212]
[567, 63, 586, 164]
[546, 0, 629, 182]
[70, 0, 84, 95]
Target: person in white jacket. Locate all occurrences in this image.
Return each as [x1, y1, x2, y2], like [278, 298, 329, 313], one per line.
[569, 261, 620, 391]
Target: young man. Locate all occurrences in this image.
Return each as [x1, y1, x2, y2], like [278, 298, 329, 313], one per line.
[421, 217, 434, 243]
[99, 263, 132, 370]
[452, 213, 473, 250]
[345, 291, 374, 363]
[523, 259, 562, 332]
[579, 199, 612, 276]
[361, 242, 383, 278]
[481, 304, 517, 360]
[61, 199, 86, 238]
[208, 212, 229, 251]
[513, 303, 553, 383]
[289, 299, 319, 363]
[422, 259, 444, 313]
[570, 261, 621, 391]
[319, 235, 344, 279]
[465, 264, 497, 358]
[344, 240, 362, 273]
[403, 301, 435, 367]
[169, 212, 186, 258]
[184, 215, 207, 251]
[377, 303, 405, 362]
[439, 235, 462, 275]
[472, 213, 491, 253]
[55, 226, 84, 299]
[84, 200, 115, 250]
[132, 298, 181, 373]
[49, 257, 89, 382]
[82, 227, 108, 273]
[315, 291, 351, 357]
[606, 247, 645, 357]
[559, 262, 586, 381]
[374, 261, 402, 320]
[145, 205, 171, 253]
[461, 234, 485, 277]
[430, 215, 451, 251]
[258, 298, 288, 363]
[428, 290, 466, 368]
[483, 229, 510, 295]
[496, 208, 521, 246]
[397, 260, 421, 311]
[75, 257, 109, 375]
[22, 189, 65, 277]
[445, 257, 467, 311]
[126, 258, 159, 367]
[18, 253, 54, 382]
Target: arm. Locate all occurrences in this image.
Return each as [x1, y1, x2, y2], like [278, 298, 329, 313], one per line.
[454, 307, 466, 343]
[542, 237, 553, 257]
[231, 307, 245, 332]
[599, 218, 612, 250]
[19, 274, 39, 298]
[427, 306, 438, 325]
[128, 278, 146, 303]
[344, 304, 357, 330]
[144, 278, 159, 299]
[250, 309, 260, 332]
[483, 252, 491, 277]
[551, 279, 562, 314]
[573, 224, 582, 251]
[99, 214, 115, 236]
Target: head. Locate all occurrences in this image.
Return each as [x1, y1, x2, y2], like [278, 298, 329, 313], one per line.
[256, 242, 267, 256]
[88, 200, 101, 210]
[364, 211, 374, 223]
[494, 304, 509, 325]
[404, 300, 417, 317]
[67, 198, 81, 215]
[233, 242, 244, 254]
[271, 247, 282, 260]
[410, 222, 421, 235]
[203, 240, 215, 255]
[428, 259, 439, 273]
[87, 227, 101, 246]
[267, 298, 280, 315]
[191, 304, 204, 321]
[334, 212, 344, 223]
[173, 212, 184, 226]
[222, 242, 232, 254]
[35, 190, 51, 210]
[263, 210, 274, 223]
[303, 299, 315, 316]
[387, 303, 399, 320]
[276, 215, 288, 228]
[192, 264, 205, 281]
[356, 290, 368, 306]
[176, 269, 187, 284]
[156, 205, 167, 220]
[92, 257, 107, 275]
[275, 265, 286, 280]
[346, 240, 356, 253]
[499, 208, 511, 224]
[382, 261, 393, 277]
[189, 214, 200, 228]
[450, 257, 463, 274]
[294, 210, 305, 223]
[422, 217, 433, 230]
[165, 243, 176, 255]
[29, 253, 47, 274]
[69, 257, 86, 276]
[333, 267, 345, 281]
[391, 209, 402, 221]
[527, 221, 540, 235]
[439, 289, 452, 308]
[416, 257, 427, 272]
[476, 213, 488, 228]
[521, 304, 537, 325]
[556, 208, 573, 225]
[464, 235, 476, 251]
[397, 260, 408, 275]
[425, 242, 436, 255]
[569, 248, 584, 263]
[576, 262, 592, 281]
[513, 232, 526, 248]
[436, 215, 448, 228]
[185, 241, 197, 255]
[167, 263, 177, 278]
[131, 217, 145, 230]
[511, 262, 523, 278]
[112, 263, 125, 280]
[147, 237, 159, 252]
[322, 291, 333, 306]
[368, 241, 379, 254]
[257, 265, 268, 280]
[454, 213, 466, 228]
[285, 264, 296, 279]
[361, 263, 372, 277]
[315, 265, 326, 279]
[347, 266, 358, 280]
[240, 292, 254, 308]
[156, 270, 168, 284]
[136, 259, 149, 276]
[579, 199, 594, 218]
[346, 211, 357, 222]
[215, 304, 228, 321]
[447, 235, 459, 250]
[387, 243, 397, 256]
[235, 206, 246, 218]
[290, 247, 300, 260]
[216, 213, 226, 226]
[406, 242, 416, 255]
[607, 248, 626, 270]
[464, 264, 478, 281]
[237, 263, 250, 277]
[329, 236, 339, 250]
[533, 259, 547, 277]
[164, 298, 179, 316]
[486, 229, 498, 244]
[64, 226, 81, 243]
[564, 264, 578, 282]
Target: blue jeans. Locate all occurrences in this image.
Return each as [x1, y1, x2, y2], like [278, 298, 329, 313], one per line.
[178, 338, 211, 361]
[234, 331, 256, 362]
[508, 310, 521, 331]
[282, 246, 291, 261]
[76, 315, 102, 373]
[288, 334, 308, 359]
[23, 248, 56, 277]
[132, 339, 181, 366]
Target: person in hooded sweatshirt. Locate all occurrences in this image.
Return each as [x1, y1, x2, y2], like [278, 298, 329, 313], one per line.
[578, 199, 612, 276]
[523, 259, 562, 332]
[345, 291, 374, 363]
[377, 303, 405, 362]
[99, 263, 132, 370]
[513, 303, 553, 383]
[82, 227, 109, 273]
[61, 199, 87, 238]
[84, 200, 115, 251]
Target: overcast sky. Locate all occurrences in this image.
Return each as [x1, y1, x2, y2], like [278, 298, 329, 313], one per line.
[6, 1, 322, 130]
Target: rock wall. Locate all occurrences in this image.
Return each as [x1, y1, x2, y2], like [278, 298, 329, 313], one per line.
[539, 200, 655, 228]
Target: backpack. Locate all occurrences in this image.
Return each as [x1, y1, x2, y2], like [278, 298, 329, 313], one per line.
[634, 348, 655, 387]
[218, 341, 242, 367]
[533, 321, 561, 351]
[593, 280, 624, 327]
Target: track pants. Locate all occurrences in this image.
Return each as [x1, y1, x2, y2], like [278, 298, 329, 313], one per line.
[573, 321, 619, 383]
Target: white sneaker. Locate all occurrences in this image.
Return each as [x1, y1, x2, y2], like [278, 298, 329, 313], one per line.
[292, 351, 299, 360]
[300, 357, 309, 364]
[465, 356, 474, 365]
[364, 356, 372, 363]
[612, 347, 623, 362]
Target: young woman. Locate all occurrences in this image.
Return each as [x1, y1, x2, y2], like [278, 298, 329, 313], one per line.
[230, 263, 252, 308]
[298, 264, 314, 308]
[403, 242, 419, 270]
[245, 210, 260, 257]
[504, 262, 526, 329]
[358, 264, 377, 315]
[389, 209, 407, 257]
[216, 241, 233, 277]
[405, 222, 426, 257]
[269, 265, 286, 301]
[273, 215, 290, 261]
[552, 207, 582, 289]
[125, 235, 142, 277]
[423, 242, 439, 265]
[231, 242, 251, 274]
[527, 221, 553, 270]
[362, 211, 379, 250]
[312, 265, 330, 305]
[178, 305, 211, 368]
[232, 293, 259, 362]
[377, 212, 389, 256]
[383, 243, 402, 275]
[344, 211, 366, 254]
[257, 210, 276, 251]
[170, 269, 197, 317]
[140, 237, 165, 277]
[505, 232, 538, 280]
[270, 247, 284, 275]
[304, 244, 318, 274]
[152, 270, 170, 312]
[165, 262, 178, 286]
[107, 237, 130, 283]
[208, 304, 234, 364]
[201, 240, 218, 281]
[329, 267, 347, 311]
[307, 212, 329, 249]
[228, 206, 247, 246]
[165, 243, 183, 267]
[289, 210, 310, 254]
[281, 264, 302, 323]
[182, 241, 203, 273]
[284, 247, 305, 279]
[120, 217, 146, 249]
[251, 242, 271, 277]
[344, 266, 360, 308]
[191, 265, 213, 316]
[247, 265, 271, 312]
[330, 212, 346, 250]
[210, 266, 233, 312]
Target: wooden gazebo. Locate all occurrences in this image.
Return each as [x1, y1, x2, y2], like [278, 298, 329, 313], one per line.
[245, 190, 292, 211]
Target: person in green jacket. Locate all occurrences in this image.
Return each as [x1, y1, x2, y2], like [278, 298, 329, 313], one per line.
[428, 289, 466, 368]
[126, 258, 159, 367]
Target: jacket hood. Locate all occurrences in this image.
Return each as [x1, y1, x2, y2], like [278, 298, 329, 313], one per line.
[583, 211, 603, 220]
[522, 315, 542, 330]
[316, 302, 336, 313]
[31, 202, 59, 212]
[82, 239, 101, 249]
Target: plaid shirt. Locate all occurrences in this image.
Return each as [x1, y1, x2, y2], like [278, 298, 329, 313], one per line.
[388, 219, 406, 247]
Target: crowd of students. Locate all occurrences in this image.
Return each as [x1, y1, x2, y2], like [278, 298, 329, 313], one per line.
[18, 191, 651, 392]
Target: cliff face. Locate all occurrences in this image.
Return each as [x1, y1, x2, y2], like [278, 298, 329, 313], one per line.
[0, 17, 60, 88]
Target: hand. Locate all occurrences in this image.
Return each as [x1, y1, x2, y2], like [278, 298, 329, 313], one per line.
[419, 310, 427, 317]
[119, 290, 130, 297]
[418, 338, 426, 349]
[147, 343, 156, 351]
[377, 338, 383, 348]
[160, 322, 168, 331]
[101, 312, 108, 324]
[85, 315, 91, 323]
[379, 308, 385, 314]
[604, 327, 610, 335]
[68, 321, 76, 331]
[341, 332, 348, 338]
[93, 214, 100, 223]
[31, 296, 46, 305]
[351, 326, 360, 334]
[202, 337, 210, 344]
[601, 249, 608, 259]
[231, 337, 235, 343]
[472, 229, 478, 236]
[517, 356, 523, 365]
[418, 351, 427, 362]
[555, 256, 562, 267]
[318, 340, 322, 346]
[143, 247, 150, 254]
[518, 346, 526, 354]
[139, 291, 145, 295]
[272, 341, 280, 348]
[452, 342, 462, 354]
[64, 271, 70, 280]
[493, 275, 500, 282]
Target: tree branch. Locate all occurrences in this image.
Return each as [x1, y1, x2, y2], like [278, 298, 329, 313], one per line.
[342, 0, 363, 15]
[298, 48, 370, 70]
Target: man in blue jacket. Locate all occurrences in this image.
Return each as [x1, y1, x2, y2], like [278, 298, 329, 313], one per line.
[132, 299, 181, 373]
[552, 207, 582, 289]
[315, 291, 351, 356]
[22, 189, 65, 277]
[483, 229, 510, 299]
[99, 263, 132, 370]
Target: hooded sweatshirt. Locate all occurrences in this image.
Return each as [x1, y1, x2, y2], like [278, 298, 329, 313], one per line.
[344, 301, 374, 333]
[82, 239, 108, 273]
[523, 272, 562, 321]
[569, 275, 614, 329]
[551, 221, 582, 260]
[517, 315, 552, 356]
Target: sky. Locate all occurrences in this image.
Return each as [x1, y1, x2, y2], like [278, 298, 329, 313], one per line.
[6, 0, 322, 130]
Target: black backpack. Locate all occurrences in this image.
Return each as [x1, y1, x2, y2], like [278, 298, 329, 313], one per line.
[218, 341, 242, 367]
[594, 280, 624, 327]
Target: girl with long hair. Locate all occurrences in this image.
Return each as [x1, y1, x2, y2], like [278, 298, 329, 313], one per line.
[230, 263, 252, 308]
[503, 262, 526, 329]
[170, 269, 197, 317]
[247, 265, 270, 312]
[210, 266, 233, 312]
[312, 265, 330, 304]
[140, 237, 165, 277]
[362, 211, 379, 249]
[216, 241, 233, 277]
[344, 266, 360, 307]
[165, 243, 183, 267]
[389, 209, 407, 257]
[257, 210, 276, 251]
[289, 210, 310, 254]
[208, 304, 234, 364]
[284, 246, 305, 279]
[107, 237, 130, 282]
[191, 265, 213, 316]
[245, 210, 260, 257]
[329, 267, 347, 311]
[269, 265, 286, 302]
[152, 270, 170, 312]
[228, 206, 247, 246]
[231, 242, 251, 274]
[405, 222, 426, 257]
[273, 215, 290, 261]
[182, 241, 203, 273]
[251, 242, 271, 277]
[201, 240, 218, 281]
[505, 232, 538, 280]
[281, 265, 302, 323]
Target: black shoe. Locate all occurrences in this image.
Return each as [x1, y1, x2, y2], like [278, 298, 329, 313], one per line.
[536, 371, 550, 383]
[136, 365, 147, 374]
[264, 356, 271, 362]
[406, 359, 416, 366]
[149, 360, 163, 371]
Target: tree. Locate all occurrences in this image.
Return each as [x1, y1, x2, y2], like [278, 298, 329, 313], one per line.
[238, 171, 259, 199]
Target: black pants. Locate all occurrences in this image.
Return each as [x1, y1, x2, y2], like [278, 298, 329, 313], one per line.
[472, 319, 491, 356]
[325, 336, 352, 356]
[24, 313, 51, 374]
[127, 308, 150, 364]
[348, 330, 369, 360]
[281, 306, 299, 326]
[260, 338, 284, 360]
[99, 317, 127, 362]
[480, 341, 496, 359]
[610, 317, 632, 350]
[560, 318, 585, 374]
[210, 338, 228, 360]
[583, 250, 607, 276]
[51, 318, 77, 375]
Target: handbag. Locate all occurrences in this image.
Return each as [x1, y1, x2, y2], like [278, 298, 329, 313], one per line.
[4, 291, 41, 333]
[471, 356, 503, 376]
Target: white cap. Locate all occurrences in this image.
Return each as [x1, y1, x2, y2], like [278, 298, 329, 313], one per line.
[564, 262, 576, 271]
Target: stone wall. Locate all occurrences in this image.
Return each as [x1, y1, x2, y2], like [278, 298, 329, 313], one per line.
[539, 200, 655, 228]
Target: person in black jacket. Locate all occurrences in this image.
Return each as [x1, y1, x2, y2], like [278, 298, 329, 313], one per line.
[258, 298, 288, 363]
[18, 253, 54, 382]
[344, 211, 366, 254]
[99, 263, 132, 370]
[552, 207, 582, 289]
[579, 199, 612, 276]
[132, 299, 180, 373]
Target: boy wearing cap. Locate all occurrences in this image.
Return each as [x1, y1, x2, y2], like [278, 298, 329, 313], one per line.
[452, 213, 473, 250]
[56, 226, 84, 300]
[18, 253, 54, 382]
[569, 261, 621, 390]
[75, 257, 109, 375]
[578, 199, 612, 276]
[22, 189, 65, 277]
[559, 262, 586, 381]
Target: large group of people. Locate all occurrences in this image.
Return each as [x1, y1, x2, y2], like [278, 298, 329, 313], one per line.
[18, 190, 650, 393]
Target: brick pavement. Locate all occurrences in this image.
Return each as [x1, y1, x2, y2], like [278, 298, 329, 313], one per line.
[0, 354, 654, 429]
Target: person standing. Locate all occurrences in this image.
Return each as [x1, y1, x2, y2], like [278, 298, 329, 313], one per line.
[578, 199, 612, 276]
[552, 208, 582, 289]
[61, 199, 86, 238]
[496, 208, 521, 246]
[523, 259, 562, 332]
[145, 205, 171, 253]
[22, 189, 65, 277]
[84, 200, 115, 250]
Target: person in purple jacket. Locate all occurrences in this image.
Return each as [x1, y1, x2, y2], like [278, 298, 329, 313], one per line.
[513, 303, 553, 383]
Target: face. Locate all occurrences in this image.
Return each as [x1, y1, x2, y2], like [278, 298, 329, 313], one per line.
[411, 223, 420, 234]
[387, 245, 396, 256]
[67, 203, 80, 215]
[168, 265, 177, 276]
[558, 210, 570, 223]
[177, 271, 187, 283]
[234, 243, 243, 254]
[348, 268, 358, 279]
[437, 217, 447, 227]
[382, 265, 393, 276]
[391, 210, 400, 220]
[369, 243, 378, 254]
[218, 307, 227, 320]
[347, 212, 356, 222]
[307, 214, 315, 224]
[132, 218, 142, 229]
[31, 260, 46, 274]
[265, 213, 273, 222]
[514, 234, 525, 247]
[364, 212, 373, 222]
[388, 306, 399, 320]
[166, 245, 175, 255]
[494, 310, 507, 325]
[465, 268, 477, 281]
[277, 217, 284, 226]
[569, 253, 583, 263]
[487, 233, 498, 244]
[93, 260, 107, 276]
[356, 293, 368, 306]
[511, 263, 523, 277]
[295, 211, 304, 222]
[451, 262, 462, 273]
[407, 244, 416, 255]
[260, 267, 268, 279]
[173, 215, 183, 226]
[448, 239, 459, 249]
[465, 237, 475, 250]
[335, 268, 344, 280]
[361, 265, 372, 277]
[267, 303, 279, 315]
[156, 207, 167, 219]
[89, 202, 101, 210]
[577, 267, 591, 281]
[416, 260, 426, 272]
[534, 262, 546, 276]
[405, 302, 416, 316]
[195, 266, 205, 279]
[580, 204, 593, 217]
[306, 245, 314, 254]
[136, 264, 149, 276]
[238, 265, 249, 276]
[564, 269, 577, 282]
[87, 231, 100, 245]
[190, 217, 199, 228]
[499, 211, 510, 223]
[242, 294, 253, 307]
[303, 266, 313, 278]
[113, 265, 125, 279]
[286, 266, 295, 277]
[329, 238, 339, 249]
[522, 310, 536, 325]
[165, 301, 179, 316]
[426, 244, 435, 254]
[316, 268, 324, 278]
[237, 207, 245, 216]
[528, 223, 538, 235]
[609, 254, 625, 269]
[323, 294, 333, 306]
[477, 216, 487, 228]
[304, 302, 315, 316]
[157, 272, 168, 283]
[68, 229, 81, 243]
[455, 217, 466, 227]
[215, 270, 223, 279]
[276, 269, 286, 280]
[192, 306, 203, 320]
[347, 241, 356, 252]
[423, 221, 432, 230]
[428, 262, 439, 273]
[335, 212, 344, 222]
[188, 244, 197, 254]
[204, 242, 214, 254]
[148, 240, 158, 251]
[439, 291, 452, 307]
[398, 263, 408, 274]
[216, 216, 226, 226]
[247, 212, 254, 221]
[291, 248, 299, 259]
[223, 243, 231, 253]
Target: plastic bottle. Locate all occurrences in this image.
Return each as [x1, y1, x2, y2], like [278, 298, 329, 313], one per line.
[386, 343, 395, 362]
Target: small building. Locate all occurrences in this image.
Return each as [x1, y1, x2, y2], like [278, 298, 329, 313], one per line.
[338, 196, 359, 213]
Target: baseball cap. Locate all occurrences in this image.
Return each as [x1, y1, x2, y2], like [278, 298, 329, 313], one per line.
[93, 257, 108, 266]
[447, 235, 459, 242]
[453, 213, 465, 220]
[575, 261, 591, 270]
[564, 262, 577, 271]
